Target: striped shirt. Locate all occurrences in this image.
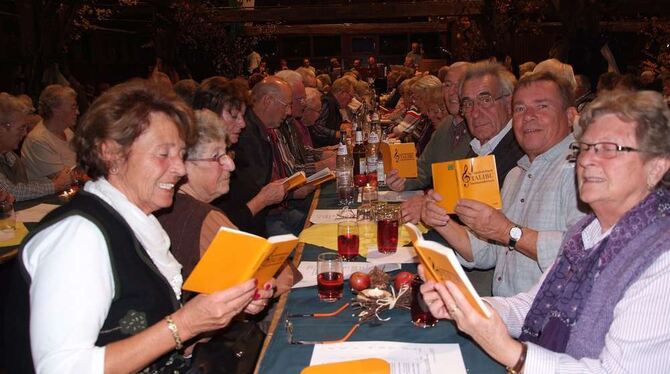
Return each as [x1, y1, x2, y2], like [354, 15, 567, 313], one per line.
[486, 219, 670, 373]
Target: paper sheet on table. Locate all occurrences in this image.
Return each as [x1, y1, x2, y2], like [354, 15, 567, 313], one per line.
[310, 341, 467, 374]
[365, 246, 417, 264]
[309, 209, 357, 224]
[293, 261, 401, 288]
[377, 190, 424, 202]
[16, 204, 59, 223]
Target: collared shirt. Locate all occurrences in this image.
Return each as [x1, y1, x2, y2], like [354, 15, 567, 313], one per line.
[460, 134, 587, 296]
[486, 238, 670, 373]
[470, 119, 512, 156]
[21, 121, 76, 179]
[0, 151, 54, 201]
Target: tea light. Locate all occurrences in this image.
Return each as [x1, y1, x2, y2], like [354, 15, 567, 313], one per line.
[58, 188, 76, 202]
[361, 184, 378, 204]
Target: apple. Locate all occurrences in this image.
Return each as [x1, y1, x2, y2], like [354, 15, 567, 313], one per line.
[394, 271, 414, 290]
[349, 272, 371, 292]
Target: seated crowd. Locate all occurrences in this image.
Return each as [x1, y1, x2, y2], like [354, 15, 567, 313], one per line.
[1, 51, 669, 374]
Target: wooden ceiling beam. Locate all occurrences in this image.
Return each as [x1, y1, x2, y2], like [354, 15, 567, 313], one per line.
[244, 21, 454, 35]
[212, 1, 483, 23]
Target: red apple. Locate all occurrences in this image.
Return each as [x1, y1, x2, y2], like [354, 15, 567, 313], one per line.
[349, 272, 371, 292]
[394, 271, 414, 290]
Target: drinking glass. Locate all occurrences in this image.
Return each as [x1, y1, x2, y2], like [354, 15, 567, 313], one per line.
[361, 184, 378, 205]
[317, 252, 343, 302]
[0, 200, 16, 240]
[410, 275, 438, 328]
[376, 204, 400, 253]
[337, 220, 359, 261]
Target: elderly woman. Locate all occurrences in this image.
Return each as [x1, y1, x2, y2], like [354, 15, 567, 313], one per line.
[394, 75, 444, 156]
[157, 109, 297, 296]
[21, 84, 79, 180]
[420, 90, 670, 372]
[0, 92, 72, 201]
[7, 80, 272, 373]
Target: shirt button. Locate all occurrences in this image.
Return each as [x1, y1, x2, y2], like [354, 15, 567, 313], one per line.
[520, 198, 525, 203]
[528, 174, 532, 179]
[497, 276, 502, 282]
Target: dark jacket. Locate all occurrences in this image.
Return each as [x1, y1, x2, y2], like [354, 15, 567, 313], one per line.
[214, 108, 273, 237]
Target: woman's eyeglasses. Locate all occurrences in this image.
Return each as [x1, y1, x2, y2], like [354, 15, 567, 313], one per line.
[187, 151, 235, 164]
[569, 141, 643, 159]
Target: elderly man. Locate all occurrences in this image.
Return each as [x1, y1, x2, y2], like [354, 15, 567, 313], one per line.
[0, 92, 71, 201]
[215, 77, 290, 237]
[386, 62, 473, 193]
[310, 77, 354, 147]
[21, 84, 79, 180]
[423, 71, 587, 296]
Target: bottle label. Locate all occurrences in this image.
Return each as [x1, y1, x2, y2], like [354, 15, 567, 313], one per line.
[359, 159, 367, 174]
[376, 161, 385, 184]
[368, 132, 379, 144]
[337, 143, 348, 156]
[355, 131, 363, 143]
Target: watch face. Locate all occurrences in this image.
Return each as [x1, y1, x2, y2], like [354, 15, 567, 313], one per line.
[510, 226, 522, 240]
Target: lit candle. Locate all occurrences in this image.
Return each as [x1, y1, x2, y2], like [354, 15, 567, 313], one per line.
[361, 184, 378, 204]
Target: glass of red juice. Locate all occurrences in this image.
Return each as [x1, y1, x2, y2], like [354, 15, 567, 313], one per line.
[337, 220, 359, 260]
[376, 204, 400, 253]
[317, 252, 343, 302]
[410, 276, 438, 328]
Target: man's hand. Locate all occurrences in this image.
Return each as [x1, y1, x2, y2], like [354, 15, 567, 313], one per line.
[401, 194, 424, 224]
[454, 199, 512, 243]
[421, 190, 450, 228]
[259, 180, 288, 206]
[292, 183, 316, 199]
[51, 168, 73, 192]
[385, 169, 406, 192]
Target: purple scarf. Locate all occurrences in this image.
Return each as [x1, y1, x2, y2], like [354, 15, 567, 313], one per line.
[519, 188, 670, 355]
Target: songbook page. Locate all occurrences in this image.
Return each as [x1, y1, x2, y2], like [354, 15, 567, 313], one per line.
[310, 341, 467, 374]
[309, 209, 358, 224]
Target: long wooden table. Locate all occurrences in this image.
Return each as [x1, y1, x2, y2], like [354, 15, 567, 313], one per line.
[254, 182, 503, 373]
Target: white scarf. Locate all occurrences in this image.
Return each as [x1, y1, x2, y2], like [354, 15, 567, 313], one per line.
[84, 178, 183, 300]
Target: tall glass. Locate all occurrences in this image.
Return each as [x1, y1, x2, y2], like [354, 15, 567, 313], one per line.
[376, 204, 400, 253]
[337, 220, 359, 261]
[317, 253, 344, 302]
[0, 200, 16, 241]
[410, 276, 438, 328]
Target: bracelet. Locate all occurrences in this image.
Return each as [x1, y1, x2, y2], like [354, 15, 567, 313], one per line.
[165, 315, 183, 350]
[506, 341, 527, 374]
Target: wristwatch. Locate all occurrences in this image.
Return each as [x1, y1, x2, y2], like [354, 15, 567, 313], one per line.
[508, 225, 523, 249]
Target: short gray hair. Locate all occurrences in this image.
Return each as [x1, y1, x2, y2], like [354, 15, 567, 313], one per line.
[0, 92, 27, 124]
[305, 87, 322, 110]
[275, 70, 304, 87]
[189, 109, 228, 159]
[578, 89, 670, 187]
[38, 84, 77, 120]
[460, 61, 517, 98]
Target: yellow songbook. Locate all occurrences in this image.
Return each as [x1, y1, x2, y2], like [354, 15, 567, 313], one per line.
[301, 358, 390, 374]
[405, 223, 491, 318]
[182, 227, 298, 294]
[431, 154, 501, 214]
[380, 141, 417, 178]
[283, 171, 307, 190]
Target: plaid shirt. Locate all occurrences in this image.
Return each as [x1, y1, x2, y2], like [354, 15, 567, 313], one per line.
[0, 151, 54, 201]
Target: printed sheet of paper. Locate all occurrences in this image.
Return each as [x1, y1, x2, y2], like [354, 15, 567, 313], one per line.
[309, 209, 357, 224]
[310, 341, 467, 374]
[365, 246, 418, 264]
[293, 262, 401, 288]
[16, 204, 59, 223]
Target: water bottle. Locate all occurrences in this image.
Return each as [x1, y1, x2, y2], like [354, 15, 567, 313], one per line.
[336, 142, 354, 206]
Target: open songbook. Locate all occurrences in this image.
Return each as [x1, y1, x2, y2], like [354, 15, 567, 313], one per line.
[283, 168, 336, 190]
[183, 227, 299, 293]
[405, 223, 492, 318]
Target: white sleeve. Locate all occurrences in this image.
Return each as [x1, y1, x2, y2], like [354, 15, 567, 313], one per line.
[23, 216, 115, 374]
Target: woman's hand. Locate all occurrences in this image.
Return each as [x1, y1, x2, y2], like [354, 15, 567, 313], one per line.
[421, 190, 450, 227]
[174, 279, 256, 340]
[422, 278, 523, 368]
[244, 278, 276, 315]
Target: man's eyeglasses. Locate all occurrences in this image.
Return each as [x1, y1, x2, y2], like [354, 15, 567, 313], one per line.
[2, 122, 28, 132]
[569, 142, 643, 159]
[187, 151, 234, 164]
[274, 96, 292, 109]
[460, 93, 509, 114]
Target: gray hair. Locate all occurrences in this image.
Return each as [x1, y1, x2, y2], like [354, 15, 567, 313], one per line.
[38, 84, 77, 120]
[189, 109, 229, 159]
[275, 70, 304, 87]
[0, 92, 27, 124]
[533, 59, 577, 94]
[305, 87, 322, 110]
[459, 61, 517, 98]
[578, 89, 670, 187]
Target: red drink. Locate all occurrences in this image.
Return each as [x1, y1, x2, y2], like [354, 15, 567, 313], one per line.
[411, 276, 438, 328]
[377, 219, 399, 253]
[354, 174, 368, 187]
[317, 271, 344, 302]
[337, 234, 359, 260]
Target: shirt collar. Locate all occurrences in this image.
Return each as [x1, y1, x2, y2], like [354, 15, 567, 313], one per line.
[469, 119, 512, 156]
[517, 133, 575, 170]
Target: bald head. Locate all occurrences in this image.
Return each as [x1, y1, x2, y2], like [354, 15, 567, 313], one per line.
[251, 76, 293, 128]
